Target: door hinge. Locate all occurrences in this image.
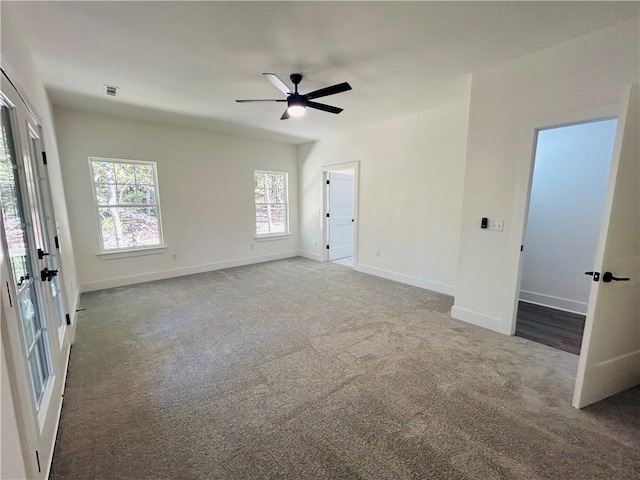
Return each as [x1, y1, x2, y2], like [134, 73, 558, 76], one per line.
[41, 152, 47, 165]
[520, 245, 523, 252]
[326, 213, 330, 218]
[65, 313, 71, 325]
[326, 245, 330, 249]
[35, 450, 41, 473]
[6, 282, 12, 308]
[54, 235, 60, 249]
[326, 179, 330, 185]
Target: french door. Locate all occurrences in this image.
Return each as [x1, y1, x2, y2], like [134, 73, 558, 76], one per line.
[1, 67, 71, 477]
[26, 120, 68, 336]
[1, 100, 56, 410]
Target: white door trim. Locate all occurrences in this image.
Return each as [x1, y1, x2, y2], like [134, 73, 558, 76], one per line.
[322, 161, 359, 265]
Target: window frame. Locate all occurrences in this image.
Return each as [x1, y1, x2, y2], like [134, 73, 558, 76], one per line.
[88, 156, 165, 254]
[254, 170, 290, 238]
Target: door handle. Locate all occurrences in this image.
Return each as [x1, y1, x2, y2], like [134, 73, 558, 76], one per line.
[37, 248, 50, 259]
[40, 268, 59, 282]
[602, 271, 630, 283]
[585, 271, 600, 281]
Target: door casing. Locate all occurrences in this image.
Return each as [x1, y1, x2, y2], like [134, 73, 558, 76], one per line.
[507, 104, 619, 336]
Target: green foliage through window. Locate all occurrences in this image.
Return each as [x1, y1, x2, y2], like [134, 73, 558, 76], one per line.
[91, 158, 163, 250]
[254, 171, 288, 235]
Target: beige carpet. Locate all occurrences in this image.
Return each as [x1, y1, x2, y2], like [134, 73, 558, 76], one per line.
[51, 257, 640, 479]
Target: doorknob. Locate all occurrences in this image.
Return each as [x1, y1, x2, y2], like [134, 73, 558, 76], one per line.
[602, 271, 630, 283]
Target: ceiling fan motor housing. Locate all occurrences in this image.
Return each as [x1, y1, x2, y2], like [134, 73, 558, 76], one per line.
[287, 93, 305, 108]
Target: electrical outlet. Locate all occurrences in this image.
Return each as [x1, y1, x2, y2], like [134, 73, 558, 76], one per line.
[314, 241, 318, 247]
[376, 250, 381, 257]
[489, 219, 504, 231]
[171, 253, 177, 260]
[250, 244, 254, 250]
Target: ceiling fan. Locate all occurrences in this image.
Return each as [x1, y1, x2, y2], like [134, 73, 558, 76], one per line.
[236, 73, 352, 120]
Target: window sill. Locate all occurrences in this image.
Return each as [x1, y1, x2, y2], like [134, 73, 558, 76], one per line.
[254, 234, 291, 242]
[97, 246, 167, 260]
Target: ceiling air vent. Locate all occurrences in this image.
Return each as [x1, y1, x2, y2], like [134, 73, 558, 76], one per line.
[104, 85, 118, 96]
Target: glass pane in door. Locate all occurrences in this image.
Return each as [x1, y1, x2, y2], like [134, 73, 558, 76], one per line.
[0, 110, 30, 287]
[20, 284, 49, 403]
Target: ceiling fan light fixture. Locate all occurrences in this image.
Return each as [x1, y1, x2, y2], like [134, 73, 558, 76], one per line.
[287, 104, 306, 117]
[287, 94, 306, 117]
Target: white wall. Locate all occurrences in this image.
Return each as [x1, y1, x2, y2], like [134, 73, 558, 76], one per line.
[520, 120, 617, 314]
[299, 98, 470, 295]
[1, 13, 78, 479]
[452, 18, 640, 334]
[53, 107, 299, 291]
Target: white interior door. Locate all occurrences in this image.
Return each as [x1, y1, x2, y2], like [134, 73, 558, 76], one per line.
[573, 83, 640, 408]
[328, 172, 354, 261]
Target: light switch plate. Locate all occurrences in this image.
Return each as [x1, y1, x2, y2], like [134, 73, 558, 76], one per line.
[489, 219, 504, 231]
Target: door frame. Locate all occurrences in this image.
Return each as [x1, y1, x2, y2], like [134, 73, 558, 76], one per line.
[1, 68, 72, 479]
[505, 104, 619, 336]
[322, 161, 359, 264]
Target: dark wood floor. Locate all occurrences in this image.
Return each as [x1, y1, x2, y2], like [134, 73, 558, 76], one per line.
[515, 301, 586, 355]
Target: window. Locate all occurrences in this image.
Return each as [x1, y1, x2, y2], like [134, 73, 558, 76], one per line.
[89, 157, 164, 251]
[254, 170, 289, 236]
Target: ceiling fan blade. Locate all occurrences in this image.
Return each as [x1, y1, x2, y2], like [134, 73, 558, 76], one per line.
[263, 73, 291, 95]
[235, 99, 286, 103]
[306, 101, 343, 114]
[280, 109, 290, 120]
[305, 82, 352, 100]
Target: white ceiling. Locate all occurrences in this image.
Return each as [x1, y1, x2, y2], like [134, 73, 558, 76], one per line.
[4, 1, 639, 145]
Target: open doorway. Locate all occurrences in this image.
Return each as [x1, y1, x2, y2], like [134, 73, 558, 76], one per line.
[516, 118, 618, 354]
[323, 163, 357, 268]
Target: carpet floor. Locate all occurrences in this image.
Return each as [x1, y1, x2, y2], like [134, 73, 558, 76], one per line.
[51, 257, 640, 479]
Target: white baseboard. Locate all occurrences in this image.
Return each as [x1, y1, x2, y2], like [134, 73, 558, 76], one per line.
[298, 250, 322, 262]
[519, 290, 587, 315]
[80, 251, 300, 292]
[450, 305, 512, 335]
[354, 263, 455, 296]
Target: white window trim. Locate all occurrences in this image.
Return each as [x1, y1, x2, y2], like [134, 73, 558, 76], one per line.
[254, 233, 291, 241]
[89, 156, 165, 254]
[254, 170, 290, 237]
[97, 245, 167, 259]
